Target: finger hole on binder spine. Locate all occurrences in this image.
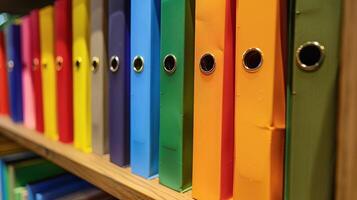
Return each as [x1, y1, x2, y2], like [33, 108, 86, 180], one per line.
[296, 42, 325, 72]
[133, 56, 144, 73]
[163, 54, 176, 74]
[32, 58, 40, 71]
[200, 53, 215, 75]
[91, 57, 99, 73]
[56, 56, 63, 71]
[75, 58, 81, 70]
[243, 48, 263, 72]
[110, 56, 119, 73]
[7, 60, 14, 72]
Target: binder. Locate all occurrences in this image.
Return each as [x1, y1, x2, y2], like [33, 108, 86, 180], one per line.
[5, 23, 23, 123]
[6, 158, 65, 200]
[27, 174, 78, 200]
[0, 31, 9, 115]
[29, 10, 44, 133]
[39, 6, 58, 141]
[14, 186, 27, 200]
[35, 180, 91, 200]
[159, 0, 194, 191]
[20, 16, 36, 129]
[91, 0, 108, 155]
[73, 0, 92, 153]
[284, 0, 341, 199]
[130, 0, 160, 179]
[234, 0, 286, 198]
[54, 0, 73, 143]
[192, 0, 235, 199]
[108, 0, 130, 166]
[56, 187, 114, 200]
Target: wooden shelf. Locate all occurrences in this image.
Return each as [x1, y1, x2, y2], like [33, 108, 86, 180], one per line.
[0, 116, 192, 200]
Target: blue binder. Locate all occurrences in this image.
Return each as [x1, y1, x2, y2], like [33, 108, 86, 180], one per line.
[130, 0, 160, 178]
[35, 180, 92, 200]
[5, 24, 23, 122]
[27, 174, 78, 200]
[0, 152, 36, 200]
[108, 0, 131, 167]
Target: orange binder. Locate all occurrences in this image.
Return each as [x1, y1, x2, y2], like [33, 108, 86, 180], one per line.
[192, 0, 235, 199]
[234, 0, 286, 199]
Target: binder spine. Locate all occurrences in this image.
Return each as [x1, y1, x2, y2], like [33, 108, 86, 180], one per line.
[20, 17, 36, 129]
[91, 0, 108, 155]
[0, 31, 9, 115]
[108, 0, 130, 166]
[30, 10, 44, 133]
[5, 24, 23, 123]
[130, 0, 160, 178]
[159, 0, 194, 191]
[72, 0, 92, 153]
[55, 0, 73, 143]
[40, 6, 58, 141]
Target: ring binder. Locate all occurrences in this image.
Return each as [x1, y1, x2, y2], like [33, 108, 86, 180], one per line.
[0, 31, 9, 115]
[296, 41, 325, 72]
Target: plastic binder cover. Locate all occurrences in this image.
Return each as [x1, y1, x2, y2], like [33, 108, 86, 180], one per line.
[0, 31, 9, 115]
[20, 16, 36, 129]
[39, 6, 58, 141]
[5, 24, 23, 123]
[91, 0, 108, 155]
[284, 0, 341, 200]
[73, 0, 92, 153]
[234, 0, 286, 199]
[192, 0, 235, 199]
[55, 0, 73, 143]
[108, 0, 130, 167]
[27, 174, 78, 200]
[130, 0, 160, 178]
[6, 158, 65, 200]
[30, 10, 44, 133]
[159, 0, 194, 192]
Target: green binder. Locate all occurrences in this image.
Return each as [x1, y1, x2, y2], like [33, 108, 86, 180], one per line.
[6, 158, 65, 200]
[14, 187, 26, 200]
[285, 0, 341, 200]
[159, 0, 195, 192]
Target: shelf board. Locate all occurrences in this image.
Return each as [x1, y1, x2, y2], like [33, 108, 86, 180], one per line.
[0, 116, 192, 200]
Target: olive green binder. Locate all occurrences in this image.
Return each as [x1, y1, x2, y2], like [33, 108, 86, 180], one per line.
[285, 0, 341, 200]
[159, 0, 195, 192]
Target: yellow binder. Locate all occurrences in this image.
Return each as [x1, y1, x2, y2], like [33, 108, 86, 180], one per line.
[234, 0, 286, 199]
[39, 6, 58, 140]
[73, 0, 92, 153]
[193, 0, 235, 199]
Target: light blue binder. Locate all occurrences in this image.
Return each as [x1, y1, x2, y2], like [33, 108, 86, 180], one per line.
[130, 0, 160, 179]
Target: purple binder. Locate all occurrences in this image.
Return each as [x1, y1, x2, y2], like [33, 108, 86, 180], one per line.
[108, 0, 130, 167]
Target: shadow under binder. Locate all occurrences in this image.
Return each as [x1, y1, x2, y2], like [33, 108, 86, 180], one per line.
[130, 0, 160, 179]
[108, 0, 131, 167]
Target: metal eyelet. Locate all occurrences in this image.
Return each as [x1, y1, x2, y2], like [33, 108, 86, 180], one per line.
[91, 57, 100, 73]
[7, 60, 14, 72]
[56, 56, 64, 71]
[242, 48, 263, 72]
[163, 54, 177, 74]
[110, 56, 120, 73]
[296, 41, 325, 72]
[199, 53, 216, 75]
[133, 56, 144, 73]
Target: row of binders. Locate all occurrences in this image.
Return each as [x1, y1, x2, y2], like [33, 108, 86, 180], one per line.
[0, 0, 341, 199]
[0, 151, 114, 200]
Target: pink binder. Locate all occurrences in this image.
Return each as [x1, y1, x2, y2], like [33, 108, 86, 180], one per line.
[21, 16, 36, 129]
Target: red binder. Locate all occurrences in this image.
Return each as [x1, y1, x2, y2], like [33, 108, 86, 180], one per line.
[54, 0, 73, 143]
[0, 31, 9, 115]
[30, 10, 44, 133]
